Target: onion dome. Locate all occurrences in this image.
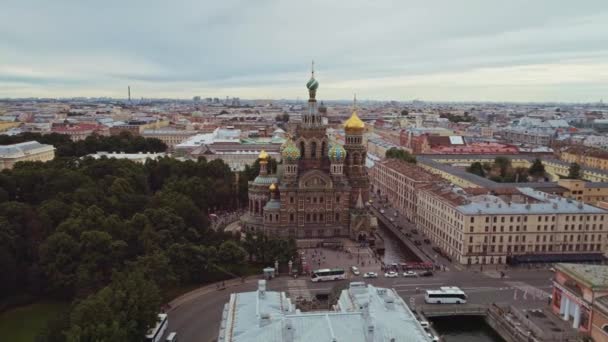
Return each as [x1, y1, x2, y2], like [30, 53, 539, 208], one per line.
[269, 183, 277, 192]
[306, 77, 319, 91]
[258, 149, 269, 162]
[281, 138, 301, 163]
[344, 110, 365, 134]
[328, 144, 346, 163]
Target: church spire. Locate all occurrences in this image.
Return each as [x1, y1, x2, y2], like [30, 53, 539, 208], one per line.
[355, 189, 364, 209]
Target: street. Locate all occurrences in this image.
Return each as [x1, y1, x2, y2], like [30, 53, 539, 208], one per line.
[167, 266, 554, 342]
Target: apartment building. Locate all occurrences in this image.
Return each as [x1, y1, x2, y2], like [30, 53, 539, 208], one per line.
[416, 185, 608, 265]
[558, 179, 608, 206]
[369, 159, 440, 222]
[561, 146, 608, 171]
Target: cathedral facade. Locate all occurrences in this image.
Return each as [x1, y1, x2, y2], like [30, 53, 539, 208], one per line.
[241, 68, 372, 241]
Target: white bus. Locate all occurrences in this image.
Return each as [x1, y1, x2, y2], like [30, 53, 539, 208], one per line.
[145, 313, 168, 342]
[425, 286, 467, 304]
[311, 268, 346, 282]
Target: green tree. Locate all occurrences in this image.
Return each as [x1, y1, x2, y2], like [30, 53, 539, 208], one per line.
[385, 147, 416, 164]
[39, 232, 81, 297]
[528, 158, 546, 177]
[494, 157, 511, 177]
[568, 162, 582, 179]
[66, 269, 161, 342]
[218, 240, 247, 265]
[466, 162, 485, 177]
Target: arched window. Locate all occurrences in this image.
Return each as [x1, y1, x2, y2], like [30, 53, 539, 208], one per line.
[311, 141, 317, 158]
[321, 141, 327, 157]
[300, 141, 306, 158]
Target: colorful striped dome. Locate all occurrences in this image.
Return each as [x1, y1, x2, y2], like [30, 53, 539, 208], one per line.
[281, 138, 301, 163]
[328, 144, 346, 163]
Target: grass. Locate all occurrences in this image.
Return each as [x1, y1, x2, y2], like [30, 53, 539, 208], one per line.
[0, 300, 69, 342]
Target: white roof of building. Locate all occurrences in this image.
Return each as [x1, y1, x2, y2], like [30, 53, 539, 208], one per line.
[218, 281, 431, 342]
[0, 141, 55, 158]
[457, 187, 607, 215]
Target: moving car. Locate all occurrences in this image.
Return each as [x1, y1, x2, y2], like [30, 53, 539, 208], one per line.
[350, 266, 360, 276]
[403, 271, 417, 277]
[384, 271, 399, 278]
[419, 270, 434, 277]
[418, 321, 430, 329]
[363, 272, 378, 278]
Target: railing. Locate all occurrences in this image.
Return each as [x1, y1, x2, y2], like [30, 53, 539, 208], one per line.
[420, 304, 488, 317]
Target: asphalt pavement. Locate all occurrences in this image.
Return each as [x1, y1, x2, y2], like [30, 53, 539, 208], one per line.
[167, 266, 555, 342]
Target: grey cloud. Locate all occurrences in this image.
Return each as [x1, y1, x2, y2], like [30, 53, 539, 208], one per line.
[1, 0, 607, 100]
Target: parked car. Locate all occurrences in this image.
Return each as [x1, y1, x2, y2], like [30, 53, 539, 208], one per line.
[405, 233, 412, 238]
[427, 333, 439, 342]
[432, 246, 442, 254]
[384, 271, 399, 278]
[419, 321, 430, 329]
[394, 212, 398, 217]
[380, 209, 385, 214]
[351, 266, 360, 276]
[414, 240, 422, 246]
[403, 271, 417, 277]
[423, 239, 431, 244]
[419, 270, 434, 277]
[412, 229, 419, 234]
[363, 272, 378, 278]
[390, 218, 394, 222]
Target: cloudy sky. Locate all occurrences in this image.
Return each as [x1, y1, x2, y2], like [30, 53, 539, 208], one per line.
[1, 0, 607, 101]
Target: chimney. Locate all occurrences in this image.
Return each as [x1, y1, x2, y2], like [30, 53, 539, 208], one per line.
[259, 312, 271, 327]
[258, 280, 266, 299]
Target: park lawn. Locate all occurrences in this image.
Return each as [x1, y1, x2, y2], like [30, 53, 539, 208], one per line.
[0, 301, 69, 342]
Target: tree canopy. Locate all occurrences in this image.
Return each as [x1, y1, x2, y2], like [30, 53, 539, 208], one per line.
[385, 148, 416, 164]
[0, 155, 297, 340]
[568, 162, 582, 179]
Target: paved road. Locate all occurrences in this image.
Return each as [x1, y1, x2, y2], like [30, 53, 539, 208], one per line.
[168, 267, 554, 342]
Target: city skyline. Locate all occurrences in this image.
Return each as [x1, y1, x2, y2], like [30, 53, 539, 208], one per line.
[1, 0, 608, 101]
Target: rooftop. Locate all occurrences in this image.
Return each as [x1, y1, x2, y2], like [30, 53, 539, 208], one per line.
[557, 263, 608, 290]
[218, 281, 431, 342]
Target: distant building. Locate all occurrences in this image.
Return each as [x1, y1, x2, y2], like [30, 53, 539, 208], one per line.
[560, 146, 608, 172]
[0, 141, 55, 169]
[557, 179, 608, 206]
[217, 280, 432, 342]
[141, 129, 198, 149]
[51, 123, 110, 141]
[87, 151, 167, 163]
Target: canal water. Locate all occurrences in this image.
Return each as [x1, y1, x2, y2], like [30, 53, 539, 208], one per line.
[376, 221, 419, 264]
[431, 316, 505, 341]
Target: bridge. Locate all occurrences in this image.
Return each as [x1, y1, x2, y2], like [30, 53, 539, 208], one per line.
[419, 304, 488, 317]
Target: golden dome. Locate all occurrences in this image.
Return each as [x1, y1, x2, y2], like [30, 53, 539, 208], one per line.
[258, 149, 269, 161]
[344, 111, 365, 132]
[269, 183, 277, 191]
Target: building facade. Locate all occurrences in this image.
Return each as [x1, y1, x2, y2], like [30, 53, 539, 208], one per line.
[416, 185, 608, 265]
[0, 141, 55, 170]
[369, 159, 440, 222]
[561, 146, 608, 172]
[241, 69, 372, 241]
[550, 263, 608, 340]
